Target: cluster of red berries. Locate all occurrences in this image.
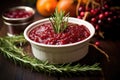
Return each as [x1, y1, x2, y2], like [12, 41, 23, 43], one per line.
[77, 0, 120, 39]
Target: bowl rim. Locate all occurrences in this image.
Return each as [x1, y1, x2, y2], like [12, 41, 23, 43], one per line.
[2, 6, 35, 21]
[24, 17, 95, 48]
[3, 20, 32, 26]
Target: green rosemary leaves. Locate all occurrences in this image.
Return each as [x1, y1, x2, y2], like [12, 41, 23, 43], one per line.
[0, 35, 101, 76]
[49, 8, 69, 33]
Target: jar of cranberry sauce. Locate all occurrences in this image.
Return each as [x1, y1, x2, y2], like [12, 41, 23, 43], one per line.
[2, 6, 35, 36]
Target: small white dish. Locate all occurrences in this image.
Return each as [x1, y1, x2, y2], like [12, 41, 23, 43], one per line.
[24, 17, 95, 64]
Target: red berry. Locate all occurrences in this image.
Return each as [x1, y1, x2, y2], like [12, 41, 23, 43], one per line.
[113, 16, 117, 19]
[79, 7, 84, 12]
[98, 20, 102, 24]
[99, 14, 104, 20]
[104, 4, 109, 9]
[80, 11, 85, 17]
[107, 17, 112, 22]
[90, 9, 96, 14]
[95, 41, 100, 46]
[104, 11, 109, 17]
[95, 25, 99, 30]
[77, 16, 82, 19]
[91, 18, 97, 23]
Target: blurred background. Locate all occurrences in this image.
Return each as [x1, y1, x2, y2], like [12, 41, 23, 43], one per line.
[0, 1, 120, 80]
[0, 0, 120, 13]
[0, 0, 120, 39]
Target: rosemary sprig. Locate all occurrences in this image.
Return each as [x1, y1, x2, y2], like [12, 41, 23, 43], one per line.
[49, 8, 69, 33]
[0, 35, 101, 77]
[1, 35, 26, 46]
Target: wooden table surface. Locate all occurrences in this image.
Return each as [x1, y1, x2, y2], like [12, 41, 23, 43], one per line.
[0, 1, 120, 80]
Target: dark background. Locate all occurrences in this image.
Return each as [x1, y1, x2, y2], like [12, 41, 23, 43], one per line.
[0, 0, 120, 80]
[0, 0, 120, 13]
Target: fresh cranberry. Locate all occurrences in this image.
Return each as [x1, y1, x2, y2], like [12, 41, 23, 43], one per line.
[28, 23, 90, 45]
[80, 11, 85, 17]
[91, 18, 97, 23]
[95, 41, 100, 46]
[104, 11, 109, 17]
[98, 14, 104, 20]
[95, 25, 99, 30]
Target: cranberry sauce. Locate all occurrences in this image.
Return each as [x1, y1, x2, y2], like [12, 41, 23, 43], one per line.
[28, 22, 90, 45]
[4, 9, 33, 18]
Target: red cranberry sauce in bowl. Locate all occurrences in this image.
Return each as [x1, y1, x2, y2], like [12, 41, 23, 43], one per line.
[2, 6, 35, 21]
[28, 22, 90, 45]
[24, 18, 95, 64]
[4, 9, 33, 18]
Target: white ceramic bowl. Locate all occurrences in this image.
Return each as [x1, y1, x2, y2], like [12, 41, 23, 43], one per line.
[24, 17, 95, 64]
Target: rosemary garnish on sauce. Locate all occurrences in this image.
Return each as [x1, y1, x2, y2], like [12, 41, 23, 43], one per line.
[49, 8, 69, 33]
